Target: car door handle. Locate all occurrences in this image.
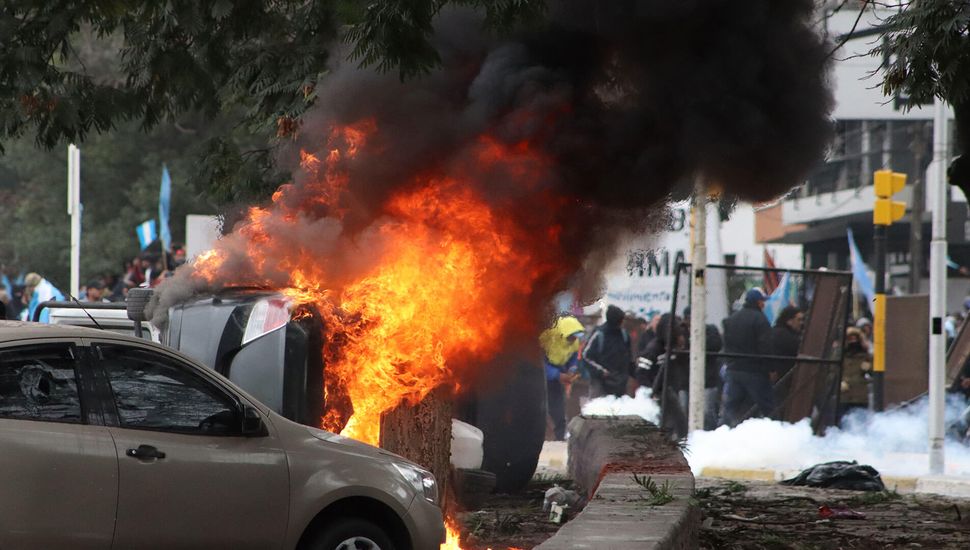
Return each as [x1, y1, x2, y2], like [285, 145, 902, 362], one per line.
[126, 445, 166, 460]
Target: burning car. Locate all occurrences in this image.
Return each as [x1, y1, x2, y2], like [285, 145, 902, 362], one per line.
[129, 287, 547, 495]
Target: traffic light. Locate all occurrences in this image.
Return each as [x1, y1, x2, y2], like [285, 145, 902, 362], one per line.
[873, 169, 906, 225]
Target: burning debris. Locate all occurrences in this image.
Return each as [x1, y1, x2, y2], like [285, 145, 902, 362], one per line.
[148, 1, 832, 543]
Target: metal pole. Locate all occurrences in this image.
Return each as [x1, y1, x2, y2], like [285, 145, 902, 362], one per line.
[928, 98, 949, 475]
[872, 224, 886, 412]
[908, 125, 928, 294]
[68, 144, 81, 299]
[688, 180, 707, 432]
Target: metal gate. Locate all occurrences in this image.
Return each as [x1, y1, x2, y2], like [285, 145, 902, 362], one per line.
[658, 263, 853, 437]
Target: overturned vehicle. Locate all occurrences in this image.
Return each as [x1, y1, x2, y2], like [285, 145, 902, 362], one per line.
[109, 287, 548, 494]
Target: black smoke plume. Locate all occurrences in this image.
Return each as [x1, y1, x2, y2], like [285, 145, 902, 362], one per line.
[150, 0, 832, 325]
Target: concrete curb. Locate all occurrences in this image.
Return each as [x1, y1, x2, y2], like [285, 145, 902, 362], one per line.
[698, 467, 968, 497]
[536, 416, 698, 550]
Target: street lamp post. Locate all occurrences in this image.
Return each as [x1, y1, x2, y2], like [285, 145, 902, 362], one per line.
[688, 179, 707, 433]
[928, 98, 949, 475]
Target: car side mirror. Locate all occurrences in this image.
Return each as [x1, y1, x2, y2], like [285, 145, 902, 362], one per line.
[241, 405, 268, 437]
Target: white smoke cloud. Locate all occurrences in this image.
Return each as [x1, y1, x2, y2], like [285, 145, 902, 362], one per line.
[687, 394, 970, 478]
[581, 386, 660, 424]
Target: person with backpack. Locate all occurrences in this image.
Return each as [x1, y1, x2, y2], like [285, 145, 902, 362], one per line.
[582, 304, 633, 398]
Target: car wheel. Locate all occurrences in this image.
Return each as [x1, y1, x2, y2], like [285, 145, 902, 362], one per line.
[308, 518, 396, 550]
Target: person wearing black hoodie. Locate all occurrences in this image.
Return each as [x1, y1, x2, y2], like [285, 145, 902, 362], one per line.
[721, 288, 774, 426]
[582, 305, 633, 398]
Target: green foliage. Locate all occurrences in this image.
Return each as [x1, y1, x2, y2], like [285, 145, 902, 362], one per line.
[877, 1, 970, 105]
[723, 480, 749, 496]
[1, 1, 546, 202]
[0, 1, 548, 284]
[0, 120, 218, 290]
[0, 1, 339, 151]
[347, 0, 546, 80]
[632, 473, 675, 506]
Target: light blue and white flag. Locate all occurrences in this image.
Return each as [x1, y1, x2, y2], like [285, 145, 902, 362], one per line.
[136, 219, 157, 250]
[159, 165, 172, 251]
[764, 272, 793, 325]
[847, 227, 875, 311]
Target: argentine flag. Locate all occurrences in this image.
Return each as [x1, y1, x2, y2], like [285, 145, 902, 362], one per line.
[137, 219, 157, 250]
[764, 272, 794, 325]
[847, 227, 875, 312]
[159, 165, 172, 251]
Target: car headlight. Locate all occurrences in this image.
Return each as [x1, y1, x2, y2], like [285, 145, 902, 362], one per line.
[392, 463, 438, 505]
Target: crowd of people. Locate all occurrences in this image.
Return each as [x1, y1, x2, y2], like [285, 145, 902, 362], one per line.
[0, 245, 186, 322]
[540, 288, 886, 440]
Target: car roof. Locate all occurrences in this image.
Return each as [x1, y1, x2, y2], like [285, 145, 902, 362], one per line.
[0, 320, 144, 343]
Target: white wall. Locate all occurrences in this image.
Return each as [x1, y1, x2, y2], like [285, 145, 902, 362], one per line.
[825, 8, 933, 122]
[721, 205, 802, 269]
[600, 202, 802, 319]
[185, 215, 221, 260]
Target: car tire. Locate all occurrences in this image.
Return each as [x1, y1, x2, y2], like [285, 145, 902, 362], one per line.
[307, 518, 396, 550]
[475, 356, 546, 493]
[125, 287, 154, 322]
[454, 467, 496, 509]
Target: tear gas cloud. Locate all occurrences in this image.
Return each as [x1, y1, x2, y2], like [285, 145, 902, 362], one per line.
[687, 395, 970, 478]
[582, 387, 660, 424]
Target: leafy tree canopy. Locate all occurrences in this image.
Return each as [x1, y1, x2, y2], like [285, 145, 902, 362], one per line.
[877, 0, 970, 106]
[876, 1, 970, 194]
[1, 0, 545, 204]
[0, 0, 545, 287]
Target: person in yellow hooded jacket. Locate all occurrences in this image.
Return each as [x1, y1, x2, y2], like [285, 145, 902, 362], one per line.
[540, 315, 586, 440]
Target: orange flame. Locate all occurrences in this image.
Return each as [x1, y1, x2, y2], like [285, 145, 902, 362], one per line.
[193, 116, 561, 478]
[441, 516, 463, 550]
[322, 176, 537, 445]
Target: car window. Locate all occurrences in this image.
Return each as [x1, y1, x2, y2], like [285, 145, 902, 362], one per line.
[96, 345, 239, 435]
[0, 344, 82, 423]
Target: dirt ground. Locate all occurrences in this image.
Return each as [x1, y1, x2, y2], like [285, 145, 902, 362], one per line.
[455, 478, 581, 550]
[697, 478, 970, 549]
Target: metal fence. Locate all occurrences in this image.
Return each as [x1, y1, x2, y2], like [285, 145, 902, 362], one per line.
[656, 263, 853, 438]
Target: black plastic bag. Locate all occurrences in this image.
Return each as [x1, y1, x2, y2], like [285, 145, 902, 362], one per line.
[780, 460, 886, 492]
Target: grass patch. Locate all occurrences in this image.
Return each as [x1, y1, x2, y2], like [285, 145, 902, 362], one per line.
[694, 487, 714, 499]
[845, 490, 902, 506]
[722, 480, 748, 495]
[633, 473, 675, 506]
[494, 512, 522, 535]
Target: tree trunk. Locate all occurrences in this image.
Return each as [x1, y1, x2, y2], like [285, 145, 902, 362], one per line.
[380, 386, 453, 501]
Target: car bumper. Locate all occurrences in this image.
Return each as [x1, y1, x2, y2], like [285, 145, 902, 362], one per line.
[405, 497, 446, 550]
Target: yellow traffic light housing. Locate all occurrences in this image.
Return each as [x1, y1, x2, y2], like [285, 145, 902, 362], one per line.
[873, 198, 906, 225]
[872, 169, 907, 225]
[873, 169, 906, 197]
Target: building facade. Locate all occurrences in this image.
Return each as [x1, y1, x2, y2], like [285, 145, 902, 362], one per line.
[761, 6, 970, 311]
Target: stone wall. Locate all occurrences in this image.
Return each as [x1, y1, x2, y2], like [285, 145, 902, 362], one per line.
[536, 415, 698, 550]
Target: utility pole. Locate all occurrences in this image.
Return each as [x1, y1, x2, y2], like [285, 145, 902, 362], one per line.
[688, 178, 707, 433]
[67, 144, 81, 299]
[872, 169, 907, 412]
[908, 125, 929, 294]
[928, 98, 949, 475]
